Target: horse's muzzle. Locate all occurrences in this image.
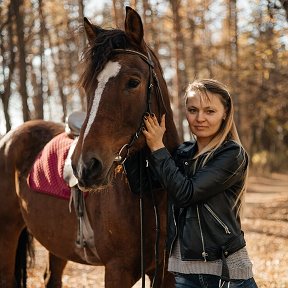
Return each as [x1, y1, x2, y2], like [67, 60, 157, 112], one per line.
[73, 157, 106, 188]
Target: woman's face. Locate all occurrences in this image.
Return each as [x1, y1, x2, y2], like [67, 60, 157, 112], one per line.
[185, 90, 226, 145]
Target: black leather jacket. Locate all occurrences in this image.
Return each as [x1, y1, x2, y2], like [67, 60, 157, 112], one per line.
[148, 140, 248, 273]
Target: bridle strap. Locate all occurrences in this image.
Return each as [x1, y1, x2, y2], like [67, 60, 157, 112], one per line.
[113, 48, 166, 164]
[113, 49, 167, 114]
[112, 48, 161, 288]
[113, 48, 154, 114]
[113, 48, 155, 67]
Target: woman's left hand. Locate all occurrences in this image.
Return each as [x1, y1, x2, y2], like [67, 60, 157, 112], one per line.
[143, 114, 166, 152]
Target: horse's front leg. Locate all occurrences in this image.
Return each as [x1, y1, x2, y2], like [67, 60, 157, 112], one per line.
[44, 252, 67, 288]
[104, 262, 140, 288]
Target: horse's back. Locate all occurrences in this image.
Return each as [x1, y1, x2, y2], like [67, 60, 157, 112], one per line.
[0, 120, 65, 175]
[0, 119, 64, 287]
[0, 120, 65, 225]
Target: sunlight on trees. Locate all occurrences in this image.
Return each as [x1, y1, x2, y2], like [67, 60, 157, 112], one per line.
[0, 0, 287, 172]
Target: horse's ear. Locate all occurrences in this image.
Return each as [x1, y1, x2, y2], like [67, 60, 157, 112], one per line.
[124, 6, 144, 46]
[84, 17, 101, 44]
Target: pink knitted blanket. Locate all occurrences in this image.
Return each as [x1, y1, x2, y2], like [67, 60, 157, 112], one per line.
[27, 133, 74, 199]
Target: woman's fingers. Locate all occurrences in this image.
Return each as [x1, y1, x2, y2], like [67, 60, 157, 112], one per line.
[144, 115, 155, 130]
[143, 117, 152, 131]
[143, 114, 166, 134]
[160, 114, 166, 129]
[144, 114, 163, 126]
[151, 113, 159, 125]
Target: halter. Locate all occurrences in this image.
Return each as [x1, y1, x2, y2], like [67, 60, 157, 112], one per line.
[111, 48, 164, 288]
[112, 48, 166, 164]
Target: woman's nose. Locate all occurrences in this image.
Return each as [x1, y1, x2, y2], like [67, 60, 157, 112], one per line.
[196, 112, 205, 122]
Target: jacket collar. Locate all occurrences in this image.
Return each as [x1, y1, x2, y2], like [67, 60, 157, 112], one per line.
[177, 141, 198, 158]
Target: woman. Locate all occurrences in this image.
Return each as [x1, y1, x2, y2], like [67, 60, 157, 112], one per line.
[143, 79, 257, 288]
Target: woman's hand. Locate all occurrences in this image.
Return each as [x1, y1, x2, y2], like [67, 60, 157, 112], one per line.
[143, 114, 166, 152]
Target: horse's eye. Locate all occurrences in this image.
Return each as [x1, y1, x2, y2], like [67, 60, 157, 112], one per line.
[127, 79, 140, 89]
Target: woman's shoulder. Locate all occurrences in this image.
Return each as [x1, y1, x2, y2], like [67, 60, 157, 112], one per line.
[219, 140, 247, 155]
[214, 140, 249, 167]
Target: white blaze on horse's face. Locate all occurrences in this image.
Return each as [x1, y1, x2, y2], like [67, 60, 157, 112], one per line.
[83, 61, 121, 141]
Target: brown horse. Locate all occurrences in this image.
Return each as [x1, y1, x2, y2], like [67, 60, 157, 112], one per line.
[0, 7, 179, 288]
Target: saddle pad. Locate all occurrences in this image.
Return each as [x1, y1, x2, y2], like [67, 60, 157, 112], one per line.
[27, 132, 74, 199]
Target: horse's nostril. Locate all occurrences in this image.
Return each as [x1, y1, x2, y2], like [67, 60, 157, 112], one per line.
[88, 158, 102, 173]
[81, 157, 103, 184]
[75, 157, 103, 187]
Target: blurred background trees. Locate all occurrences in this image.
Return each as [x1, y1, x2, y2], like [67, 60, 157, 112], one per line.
[0, 0, 287, 172]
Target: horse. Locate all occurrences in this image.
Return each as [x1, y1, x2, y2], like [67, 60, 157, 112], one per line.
[0, 6, 180, 288]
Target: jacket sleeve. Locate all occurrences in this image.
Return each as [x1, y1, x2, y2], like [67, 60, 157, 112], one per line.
[148, 143, 248, 207]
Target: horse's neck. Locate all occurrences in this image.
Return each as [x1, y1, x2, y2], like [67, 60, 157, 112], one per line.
[154, 71, 180, 152]
[165, 115, 180, 153]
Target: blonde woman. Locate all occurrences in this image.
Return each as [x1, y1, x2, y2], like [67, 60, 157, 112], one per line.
[143, 79, 257, 288]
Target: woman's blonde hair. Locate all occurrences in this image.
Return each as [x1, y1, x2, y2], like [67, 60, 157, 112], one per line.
[184, 79, 247, 215]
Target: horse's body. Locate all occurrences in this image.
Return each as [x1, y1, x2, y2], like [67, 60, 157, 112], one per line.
[0, 7, 179, 288]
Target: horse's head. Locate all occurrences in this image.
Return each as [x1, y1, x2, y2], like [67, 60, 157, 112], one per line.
[72, 7, 179, 190]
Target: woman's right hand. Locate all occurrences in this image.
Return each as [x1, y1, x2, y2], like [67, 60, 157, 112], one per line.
[143, 114, 166, 152]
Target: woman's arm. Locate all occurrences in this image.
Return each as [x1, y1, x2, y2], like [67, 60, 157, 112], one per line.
[143, 114, 247, 207]
[149, 143, 247, 207]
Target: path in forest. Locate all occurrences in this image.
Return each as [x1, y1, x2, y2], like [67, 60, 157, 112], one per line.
[242, 173, 288, 288]
[27, 173, 288, 287]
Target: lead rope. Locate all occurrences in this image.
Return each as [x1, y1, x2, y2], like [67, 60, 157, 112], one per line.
[139, 150, 146, 288]
[112, 48, 163, 287]
[146, 159, 160, 288]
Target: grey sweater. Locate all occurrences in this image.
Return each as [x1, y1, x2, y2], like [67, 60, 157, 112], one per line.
[168, 237, 254, 280]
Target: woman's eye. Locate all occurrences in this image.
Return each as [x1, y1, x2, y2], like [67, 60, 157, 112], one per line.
[127, 79, 140, 88]
[187, 108, 197, 114]
[206, 110, 215, 114]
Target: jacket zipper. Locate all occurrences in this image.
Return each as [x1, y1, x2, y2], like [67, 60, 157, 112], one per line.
[169, 205, 178, 257]
[197, 205, 208, 261]
[193, 159, 208, 261]
[204, 204, 231, 234]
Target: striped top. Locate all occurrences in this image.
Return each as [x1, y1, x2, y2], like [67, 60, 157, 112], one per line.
[168, 237, 254, 280]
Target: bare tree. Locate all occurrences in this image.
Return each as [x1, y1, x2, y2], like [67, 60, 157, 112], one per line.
[32, 0, 45, 119]
[78, 0, 87, 110]
[226, 0, 240, 128]
[169, 0, 186, 140]
[0, 3, 14, 132]
[112, 0, 125, 28]
[280, 0, 288, 20]
[13, 0, 31, 122]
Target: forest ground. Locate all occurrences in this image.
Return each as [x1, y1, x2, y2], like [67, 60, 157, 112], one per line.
[26, 172, 288, 288]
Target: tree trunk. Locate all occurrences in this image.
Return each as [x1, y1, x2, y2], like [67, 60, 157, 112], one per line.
[78, 0, 86, 110]
[112, 0, 124, 28]
[149, 2, 160, 58]
[130, 0, 137, 9]
[0, 3, 14, 132]
[43, 17, 67, 122]
[187, 11, 198, 77]
[13, 0, 30, 122]
[169, 0, 185, 141]
[280, 0, 288, 20]
[33, 0, 44, 119]
[142, 0, 148, 35]
[226, 0, 241, 130]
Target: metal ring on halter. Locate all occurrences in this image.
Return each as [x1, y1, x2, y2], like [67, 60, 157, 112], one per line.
[114, 144, 130, 164]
